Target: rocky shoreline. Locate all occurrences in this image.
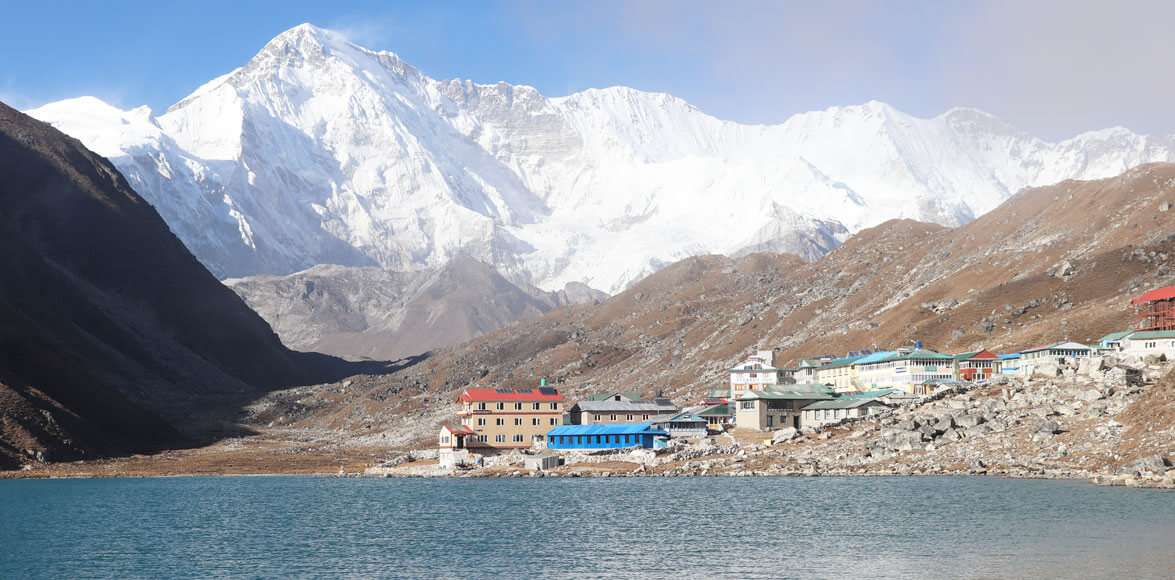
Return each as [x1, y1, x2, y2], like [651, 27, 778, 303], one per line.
[371, 356, 1175, 489]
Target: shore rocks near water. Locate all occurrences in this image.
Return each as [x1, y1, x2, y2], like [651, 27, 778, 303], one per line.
[375, 356, 1171, 488]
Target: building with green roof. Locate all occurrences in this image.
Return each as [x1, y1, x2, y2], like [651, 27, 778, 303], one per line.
[1121, 330, 1175, 359]
[854, 348, 958, 395]
[734, 383, 835, 431]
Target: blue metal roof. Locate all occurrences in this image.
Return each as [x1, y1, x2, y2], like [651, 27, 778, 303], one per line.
[547, 422, 667, 437]
[998, 353, 1021, 360]
[854, 351, 897, 365]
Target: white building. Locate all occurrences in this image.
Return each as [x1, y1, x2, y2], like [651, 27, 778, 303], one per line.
[1020, 342, 1092, 363]
[854, 349, 958, 396]
[800, 398, 890, 428]
[1120, 330, 1175, 359]
[729, 350, 794, 401]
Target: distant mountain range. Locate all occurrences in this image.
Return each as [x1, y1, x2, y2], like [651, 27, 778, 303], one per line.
[297, 163, 1174, 440]
[26, 23, 1175, 295]
[0, 103, 369, 468]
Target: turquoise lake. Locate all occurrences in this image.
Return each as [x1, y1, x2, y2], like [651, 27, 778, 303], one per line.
[1, 476, 1172, 579]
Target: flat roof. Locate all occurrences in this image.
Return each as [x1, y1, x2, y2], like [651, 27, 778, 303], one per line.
[458, 387, 564, 403]
[1128, 330, 1175, 340]
[548, 423, 667, 437]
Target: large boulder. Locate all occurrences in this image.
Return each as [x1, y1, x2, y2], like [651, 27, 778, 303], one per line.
[1036, 419, 1063, 435]
[772, 427, 799, 443]
[1031, 362, 1061, 378]
[955, 414, 985, 429]
[1124, 455, 1170, 475]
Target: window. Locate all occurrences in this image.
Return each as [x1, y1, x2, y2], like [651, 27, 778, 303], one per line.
[532, 418, 540, 426]
[740, 401, 754, 410]
[627, 414, 634, 421]
[478, 435, 488, 442]
[496, 402, 504, 411]
[515, 402, 523, 410]
[514, 418, 523, 426]
[513, 434, 524, 443]
[477, 402, 487, 411]
[550, 403, 558, 410]
[532, 402, 540, 410]
[495, 434, 505, 443]
[441, 435, 450, 444]
[477, 418, 486, 426]
[549, 418, 558, 425]
[496, 418, 504, 426]
[643, 415, 649, 420]
[610, 414, 617, 421]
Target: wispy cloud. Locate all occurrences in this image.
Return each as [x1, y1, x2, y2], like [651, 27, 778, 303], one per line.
[505, 0, 1175, 138]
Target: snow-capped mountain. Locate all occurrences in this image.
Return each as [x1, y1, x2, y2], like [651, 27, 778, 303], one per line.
[27, 24, 1175, 293]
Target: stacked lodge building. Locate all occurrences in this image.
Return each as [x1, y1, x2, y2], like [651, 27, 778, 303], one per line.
[439, 285, 1175, 450]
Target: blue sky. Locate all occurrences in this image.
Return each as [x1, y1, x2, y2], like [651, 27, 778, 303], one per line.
[3, 0, 1174, 139]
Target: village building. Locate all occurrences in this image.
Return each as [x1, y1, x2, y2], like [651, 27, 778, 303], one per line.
[953, 349, 999, 381]
[734, 383, 835, 431]
[1020, 342, 1092, 363]
[813, 355, 866, 391]
[701, 389, 729, 405]
[438, 424, 476, 450]
[454, 386, 565, 449]
[854, 349, 957, 395]
[1132, 285, 1175, 331]
[997, 353, 1022, 376]
[1096, 330, 1134, 352]
[1120, 330, 1175, 359]
[546, 423, 668, 450]
[793, 357, 832, 383]
[728, 350, 795, 401]
[567, 393, 678, 425]
[695, 403, 732, 431]
[800, 397, 890, 428]
[648, 412, 709, 438]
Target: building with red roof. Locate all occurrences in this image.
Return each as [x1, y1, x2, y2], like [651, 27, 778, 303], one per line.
[1132, 285, 1175, 331]
[451, 383, 565, 449]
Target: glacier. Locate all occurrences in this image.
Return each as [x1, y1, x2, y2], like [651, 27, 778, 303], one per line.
[26, 23, 1175, 294]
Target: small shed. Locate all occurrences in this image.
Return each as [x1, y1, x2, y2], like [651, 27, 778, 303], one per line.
[546, 423, 668, 450]
[438, 424, 476, 449]
[523, 454, 562, 471]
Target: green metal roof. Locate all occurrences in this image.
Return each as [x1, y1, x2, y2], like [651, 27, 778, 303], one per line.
[1127, 330, 1175, 340]
[1098, 330, 1135, 343]
[818, 355, 867, 370]
[840, 389, 900, 399]
[738, 383, 835, 401]
[696, 403, 731, 416]
[802, 398, 887, 410]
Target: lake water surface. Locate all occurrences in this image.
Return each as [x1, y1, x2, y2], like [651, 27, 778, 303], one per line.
[1, 476, 1172, 579]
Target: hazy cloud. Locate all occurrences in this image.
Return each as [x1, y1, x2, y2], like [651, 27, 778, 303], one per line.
[509, 0, 1175, 138]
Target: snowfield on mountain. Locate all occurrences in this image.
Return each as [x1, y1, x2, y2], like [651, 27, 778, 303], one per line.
[27, 23, 1175, 293]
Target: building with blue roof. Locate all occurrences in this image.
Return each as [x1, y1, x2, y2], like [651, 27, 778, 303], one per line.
[546, 423, 668, 450]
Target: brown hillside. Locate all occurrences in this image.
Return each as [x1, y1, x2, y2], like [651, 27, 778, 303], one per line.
[257, 164, 1175, 440]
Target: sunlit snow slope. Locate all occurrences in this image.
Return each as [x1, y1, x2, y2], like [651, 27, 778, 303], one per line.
[27, 24, 1175, 293]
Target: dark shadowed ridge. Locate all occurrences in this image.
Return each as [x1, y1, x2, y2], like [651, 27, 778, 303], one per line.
[0, 102, 401, 468]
